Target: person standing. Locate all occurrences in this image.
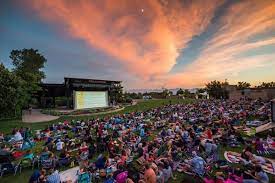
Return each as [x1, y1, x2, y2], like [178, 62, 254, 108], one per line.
[29, 106, 32, 115]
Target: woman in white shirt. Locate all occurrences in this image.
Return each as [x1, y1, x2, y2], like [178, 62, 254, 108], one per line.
[56, 139, 64, 151]
[14, 131, 23, 141]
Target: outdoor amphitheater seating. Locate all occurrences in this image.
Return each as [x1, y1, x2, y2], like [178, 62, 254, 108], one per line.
[0, 98, 274, 182]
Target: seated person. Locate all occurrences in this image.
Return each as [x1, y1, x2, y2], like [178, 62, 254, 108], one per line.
[156, 163, 165, 183]
[243, 165, 269, 183]
[243, 149, 266, 165]
[136, 143, 144, 158]
[46, 168, 61, 183]
[187, 151, 206, 177]
[79, 142, 89, 153]
[144, 162, 157, 183]
[29, 169, 46, 183]
[241, 146, 253, 165]
[40, 147, 52, 160]
[14, 130, 23, 141]
[204, 140, 213, 155]
[58, 149, 70, 166]
[266, 134, 274, 147]
[78, 167, 91, 182]
[0, 144, 12, 155]
[56, 139, 64, 151]
[113, 164, 124, 180]
[162, 161, 174, 182]
[95, 155, 107, 169]
[24, 150, 34, 160]
[118, 150, 128, 165]
[45, 138, 54, 152]
[0, 132, 4, 142]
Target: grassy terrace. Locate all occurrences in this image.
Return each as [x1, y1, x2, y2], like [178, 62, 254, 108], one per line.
[0, 99, 196, 182]
[0, 99, 194, 134]
[0, 98, 274, 183]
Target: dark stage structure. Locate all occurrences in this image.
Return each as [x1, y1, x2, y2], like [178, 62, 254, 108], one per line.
[35, 77, 122, 109]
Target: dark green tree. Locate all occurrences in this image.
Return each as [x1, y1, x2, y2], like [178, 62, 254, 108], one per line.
[10, 49, 47, 106]
[257, 82, 275, 88]
[183, 89, 192, 98]
[205, 80, 228, 99]
[237, 81, 251, 89]
[197, 88, 206, 93]
[0, 64, 27, 119]
[110, 83, 124, 103]
[176, 88, 184, 95]
[162, 89, 172, 98]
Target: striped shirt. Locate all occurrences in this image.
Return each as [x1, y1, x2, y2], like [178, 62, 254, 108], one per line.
[47, 170, 61, 183]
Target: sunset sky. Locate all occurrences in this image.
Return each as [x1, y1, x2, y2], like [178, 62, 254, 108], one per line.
[1, 0, 275, 89]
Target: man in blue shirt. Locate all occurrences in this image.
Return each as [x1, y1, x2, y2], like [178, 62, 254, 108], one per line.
[189, 151, 206, 177]
[47, 169, 61, 183]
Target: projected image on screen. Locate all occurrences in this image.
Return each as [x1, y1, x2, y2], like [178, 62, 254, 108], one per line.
[74, 91, 108, 109]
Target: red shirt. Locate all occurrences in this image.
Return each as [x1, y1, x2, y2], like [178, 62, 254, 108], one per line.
[206, 129, 212, 139]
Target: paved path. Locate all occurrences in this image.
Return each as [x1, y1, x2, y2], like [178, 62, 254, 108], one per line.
[22, 101, 138, 123]
[60, 166, 79, 182]
[256, 122, 275, 133]
[22, 109, 60, 123]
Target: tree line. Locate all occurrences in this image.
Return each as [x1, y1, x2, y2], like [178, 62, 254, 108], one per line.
[205, 80, 275, 99]
[125, 80, 275, 101]
[0, 49, 46, 119]
[1, 48, 274, 118]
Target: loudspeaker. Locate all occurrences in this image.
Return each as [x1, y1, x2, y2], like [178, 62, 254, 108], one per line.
[272, 99, 275, 122]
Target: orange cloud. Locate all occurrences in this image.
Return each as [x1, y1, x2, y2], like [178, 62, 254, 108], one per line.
[25, 0, 275, 89]
[174, 0, 275, 87]
[27, 0, 223, 88]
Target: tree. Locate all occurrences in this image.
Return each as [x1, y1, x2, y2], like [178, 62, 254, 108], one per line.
[205, 80, 228, 99]
[110, 83, 124, 103]
[183, 89, 191, 97]
[124, 92, 143, 99]
[10, 49, 47, 106]
[10, 49, 46, 81]
[257, 82, 275, 88]
[0, 64, 27, 119]
[237, 81, 251, 89]
[176, 88, 184, 95]
[197, 88, 206, 93]
[162, 89, 172, 98]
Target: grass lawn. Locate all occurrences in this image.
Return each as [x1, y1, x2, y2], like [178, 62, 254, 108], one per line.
[0, 99, 195, 182]
[0, 98, 274, 182]
[0, 98, 194, 134]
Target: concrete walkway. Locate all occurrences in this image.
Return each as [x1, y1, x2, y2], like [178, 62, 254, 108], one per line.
[256, 122, 275, 133]
[22, 109, 60, 123]
[22, 101, 138, 123]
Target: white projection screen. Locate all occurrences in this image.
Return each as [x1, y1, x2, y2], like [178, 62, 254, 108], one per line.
[74, 91, 108, 109]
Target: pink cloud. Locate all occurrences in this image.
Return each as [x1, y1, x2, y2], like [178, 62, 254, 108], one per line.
[24, 0, 275, 89]
[173, 0, 275, 87]
[26, 0, 223, 88]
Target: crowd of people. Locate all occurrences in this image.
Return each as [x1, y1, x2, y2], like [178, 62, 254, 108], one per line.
[0, 98, 274, 183]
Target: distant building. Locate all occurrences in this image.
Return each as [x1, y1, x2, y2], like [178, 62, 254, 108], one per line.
[225, 85, 275, 100]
